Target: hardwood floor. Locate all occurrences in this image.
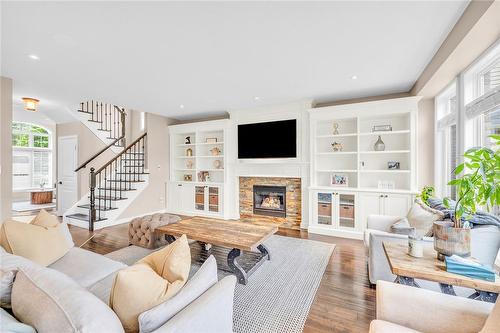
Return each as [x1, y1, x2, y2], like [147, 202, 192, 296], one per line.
[68, 223, 375, 333]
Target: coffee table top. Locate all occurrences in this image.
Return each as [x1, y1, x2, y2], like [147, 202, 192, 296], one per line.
[383, 242, 500, 293]
[156, 217, 278, 251]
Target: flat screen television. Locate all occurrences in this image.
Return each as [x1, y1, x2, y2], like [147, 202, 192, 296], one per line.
[238, 119, 297, 159]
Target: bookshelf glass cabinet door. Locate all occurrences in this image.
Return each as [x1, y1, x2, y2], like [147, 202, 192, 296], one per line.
[315, 191, 357, 231]
[194, 185, 220, 213]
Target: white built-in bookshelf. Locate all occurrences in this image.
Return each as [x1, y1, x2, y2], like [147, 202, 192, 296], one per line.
[172, 129, 225, 185]
[311, 107, 415, 192]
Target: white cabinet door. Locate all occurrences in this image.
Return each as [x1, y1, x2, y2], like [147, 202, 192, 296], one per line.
[180, 183, 195, 213]
[384, 194, 411, 218]
[358, 193, 383, 230]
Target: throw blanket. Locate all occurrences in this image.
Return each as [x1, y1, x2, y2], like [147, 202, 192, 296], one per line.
[427, 198, 500, 228]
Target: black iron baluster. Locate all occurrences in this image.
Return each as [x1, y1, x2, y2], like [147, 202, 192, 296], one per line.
[89, 168, 96, 231]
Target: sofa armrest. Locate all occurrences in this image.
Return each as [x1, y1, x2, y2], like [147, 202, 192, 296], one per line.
[367, 215, 401, 232]
[150, 275, 236, 333]
[366, 231, 432, 284]
[376, 281, 492, 333]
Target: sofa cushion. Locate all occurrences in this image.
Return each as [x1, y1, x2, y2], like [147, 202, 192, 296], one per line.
[11, 265, 124, 333]
[31, 209, 75, 248]
[390, 218, 416, 235]
[138, 255, 218, 333]
[110, 235, 191, 332]
[0, 269, 17, 308]
[407, 200, 444, 237]
[49, 247, 126, 288]
[0, 219, 72, 266]
[0, 308, 36, 333]
[369, 320, 421, 333]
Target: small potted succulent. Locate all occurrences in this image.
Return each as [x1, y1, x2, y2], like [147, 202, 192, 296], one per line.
[434, 135, 500, 260]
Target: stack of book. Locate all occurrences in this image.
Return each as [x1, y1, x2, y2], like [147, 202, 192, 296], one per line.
[445, 255, 497, 282]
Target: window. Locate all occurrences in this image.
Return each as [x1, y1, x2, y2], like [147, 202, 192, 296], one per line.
[12, 122, 52, 190]
[435, 39, 500, 214]
[435, 82, 458, 199]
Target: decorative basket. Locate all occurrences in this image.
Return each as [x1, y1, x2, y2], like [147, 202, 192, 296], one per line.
[433, 220, 471, 261]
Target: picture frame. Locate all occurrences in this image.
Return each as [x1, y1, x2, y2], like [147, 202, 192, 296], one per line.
[206, 137, 218, 143]
[183, 174, 193, 181]
[372, 124, 392, 132]
[331, 174, 348, 187]
[387, 161, 400, 170]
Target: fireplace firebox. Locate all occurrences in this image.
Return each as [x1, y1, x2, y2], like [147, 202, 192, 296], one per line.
[253, 185, 286, 217]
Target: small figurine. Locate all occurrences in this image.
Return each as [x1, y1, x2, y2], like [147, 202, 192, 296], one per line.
[332, 122, 339, 135]
[186, 148, 193, 156]
[186, 160, 194, 169]
[210, 147, 221, 156]
[185, 136, 191, 144]
[331, 142, 343, 152]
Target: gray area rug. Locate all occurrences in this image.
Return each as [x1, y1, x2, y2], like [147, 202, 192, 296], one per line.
[106, 235, 335, 333]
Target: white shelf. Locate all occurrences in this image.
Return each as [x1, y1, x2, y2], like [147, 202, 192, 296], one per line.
[316, 133, 357, 138]
[360, 169, 410, 173]
[196, 142, 224, 146]
[317, 169, 357, 173]
[197, 155, 224, 158]
[176, 143, 196, 147]
[198, 169, 224, 172]
[174, 168, 196, 171]
[176, 156, 196, 159]
[359, 150, 410, 154]
[359, 130, 410, 136]
[317, 152, 357, 155]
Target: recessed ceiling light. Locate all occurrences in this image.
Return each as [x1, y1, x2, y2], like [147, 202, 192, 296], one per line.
[254, 96, 260, 101]
[179, 104, 185, 109]
[351, 75, 358, 80]
[28, 54, 40, 60]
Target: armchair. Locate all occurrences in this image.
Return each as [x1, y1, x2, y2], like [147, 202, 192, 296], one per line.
[369, 281, 498, 333]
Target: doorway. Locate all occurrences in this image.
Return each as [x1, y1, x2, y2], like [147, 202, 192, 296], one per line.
[57, 135, 78, 216]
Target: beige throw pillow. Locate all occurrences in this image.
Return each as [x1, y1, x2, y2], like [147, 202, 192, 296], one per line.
[110, 235, 191, 332]
[31, 209, 59, 227]
[0, 217, 72, 266]
[407, 200, 444, 237]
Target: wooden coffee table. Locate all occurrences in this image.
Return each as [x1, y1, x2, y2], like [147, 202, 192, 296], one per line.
[383, 241, 500, 302]
[156, 217, 278, 284]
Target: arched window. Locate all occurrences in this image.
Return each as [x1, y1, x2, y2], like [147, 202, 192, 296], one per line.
[12, 122, 52, 190]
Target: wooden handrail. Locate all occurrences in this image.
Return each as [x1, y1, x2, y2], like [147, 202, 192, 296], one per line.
[95, 132, 147, 174]
[75, 136, 123, 172]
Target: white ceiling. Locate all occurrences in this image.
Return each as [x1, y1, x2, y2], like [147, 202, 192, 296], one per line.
[1, 1, 468, 122]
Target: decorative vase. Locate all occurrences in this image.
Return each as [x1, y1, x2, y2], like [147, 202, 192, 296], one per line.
[186, 160, 193, 169]
[186, 148, 193, 156]
[210, 147, 221, 156]
[433, 220, 471, 261]
[373, 135, 385, 151]
[331, 142, 343, 152]
[213, 160, 222, 169]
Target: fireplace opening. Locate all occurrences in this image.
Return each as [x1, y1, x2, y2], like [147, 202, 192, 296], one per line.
[253, 185, 286, 217]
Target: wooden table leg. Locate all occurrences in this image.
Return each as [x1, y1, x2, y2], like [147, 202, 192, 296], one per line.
[468, 291, 498, 303]
[227, 248, 248, 285]
[394, 276, 420, 288]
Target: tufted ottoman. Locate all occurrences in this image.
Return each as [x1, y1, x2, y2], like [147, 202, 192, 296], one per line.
[128, 213, 181, 249]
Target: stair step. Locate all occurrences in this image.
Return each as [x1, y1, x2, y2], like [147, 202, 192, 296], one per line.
[124, 152, 145, 155]
[107, 179, 145, 183]
[122, 159, 144, 161]
[88, 119, 103, 124]
[93, 196, 128, 201]
[77, 204, 117, 211]
[98, 187, 137, 191]
[77, 110, 92, 114]
[66, 213, 107, 222]
[123, 165, 145, 168]
[97, 128, 111, 132]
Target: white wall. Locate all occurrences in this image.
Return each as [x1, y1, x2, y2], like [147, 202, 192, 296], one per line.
[0, 77, 13, 221]
[417, 98, 435, 189]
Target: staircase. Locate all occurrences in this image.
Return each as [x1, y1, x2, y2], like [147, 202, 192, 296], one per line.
[64, 101, 149, 231]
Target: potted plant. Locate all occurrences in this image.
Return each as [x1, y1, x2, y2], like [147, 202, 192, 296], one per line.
[434, 135, 500, 260]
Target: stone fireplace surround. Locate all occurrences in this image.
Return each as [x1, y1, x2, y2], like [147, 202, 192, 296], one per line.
[239, 176, 301, 230]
